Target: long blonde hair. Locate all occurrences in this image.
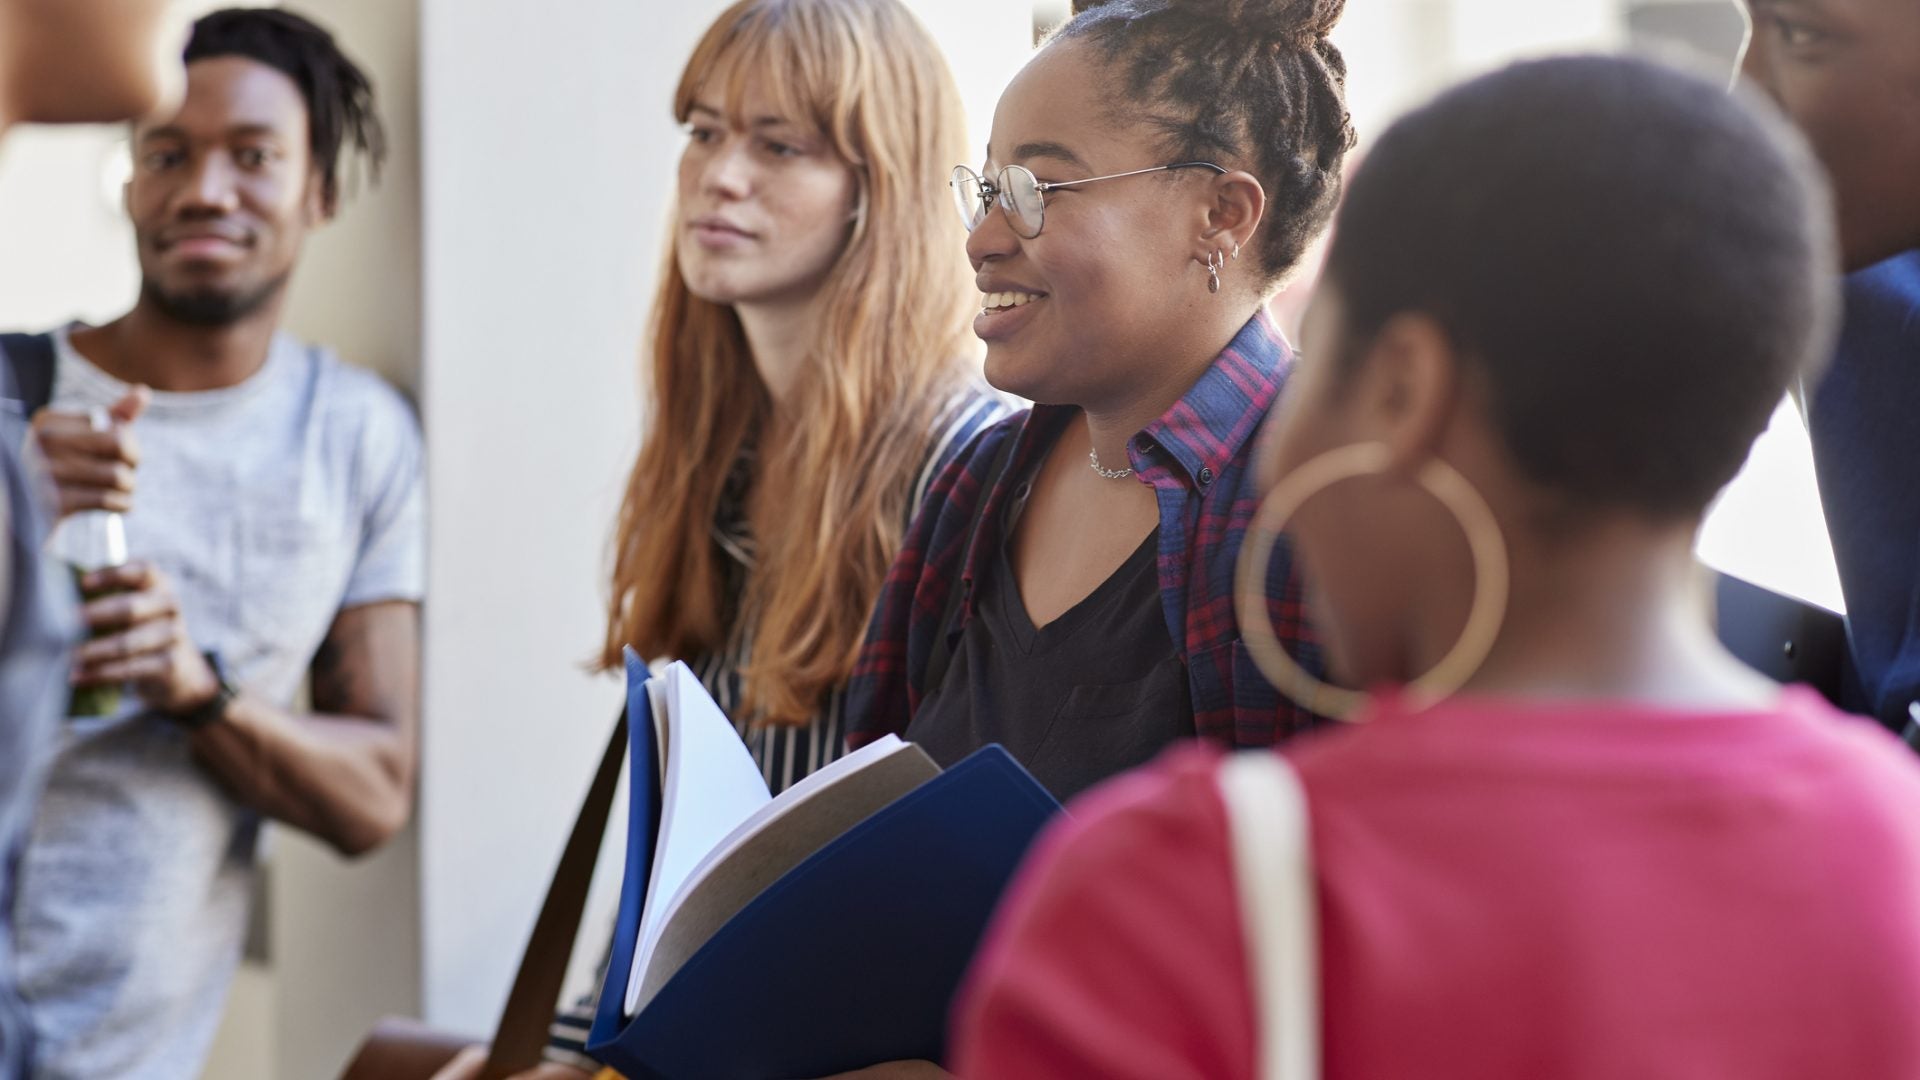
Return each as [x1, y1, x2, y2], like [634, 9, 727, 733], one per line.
[602, 0, 977, 727]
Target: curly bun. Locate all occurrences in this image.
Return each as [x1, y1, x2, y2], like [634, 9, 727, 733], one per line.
[1055, 0, 1355, 283]
[1073, 0, 1342, 45]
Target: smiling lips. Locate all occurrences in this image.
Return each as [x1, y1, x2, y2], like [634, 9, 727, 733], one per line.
[981, 289, 1044, 313]
[160, 227, 251, 257]
[973, 288, 1047, 342]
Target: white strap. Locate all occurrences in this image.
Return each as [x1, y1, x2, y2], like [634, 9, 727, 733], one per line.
[1217, 751, 1320, 1080]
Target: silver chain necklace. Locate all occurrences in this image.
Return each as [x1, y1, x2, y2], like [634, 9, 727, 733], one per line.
[1088, 447, 1133, 480]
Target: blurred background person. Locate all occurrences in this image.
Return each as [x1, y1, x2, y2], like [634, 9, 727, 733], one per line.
[3, 9, 423, 1078]
[1737, 0, 1920, 740]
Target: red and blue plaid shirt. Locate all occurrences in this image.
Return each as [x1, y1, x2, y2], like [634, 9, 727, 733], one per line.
[847, 310, 1324, 751]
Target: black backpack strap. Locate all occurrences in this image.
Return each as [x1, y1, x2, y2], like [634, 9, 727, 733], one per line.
[0, 333, 58, 417]
[922, 431, 1020, 697]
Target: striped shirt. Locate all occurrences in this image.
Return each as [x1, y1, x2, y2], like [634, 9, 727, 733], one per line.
[847, 310, 1326, 752]
[700, 386, 1011, 791]
[545, 382, 1009, 1068]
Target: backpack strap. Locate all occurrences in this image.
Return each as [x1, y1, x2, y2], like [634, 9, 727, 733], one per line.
[921, 429, 1020, 698]
[1217, 751, 1320, 1080]
[477, 708, 629, 1077]
[0, 333, 58, 418]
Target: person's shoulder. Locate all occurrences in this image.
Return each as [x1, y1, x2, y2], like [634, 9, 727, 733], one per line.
[954, 744, 1256, 1080]
[943, 381, 1024, 455]
[946, 376, 1019, 422]
[295, 348, 423, 496]
[1841, 249, 1920, 346]
[979, 743, 1238, 987]
[305, 346, 420, 438]
[1848, 248, 1920, 297]
[920, 393, 1030, 501]
[966, 396, 1031, 461]
[1779, 690, 1920, 809]
[1047, 743, 1233, 879]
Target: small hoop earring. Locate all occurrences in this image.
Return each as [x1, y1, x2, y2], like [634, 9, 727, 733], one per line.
[1206, 249, 1223, 294]
[1234, 441, 1509, 720]
[1231, 242, 1242, 261]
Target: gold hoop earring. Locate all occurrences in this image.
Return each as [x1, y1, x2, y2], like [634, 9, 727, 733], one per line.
[1234, 441, 1509, 720]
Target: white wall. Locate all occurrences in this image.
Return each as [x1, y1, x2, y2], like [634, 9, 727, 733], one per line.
[0, 125, 140, 328]
[415, 0, 1035, 1034]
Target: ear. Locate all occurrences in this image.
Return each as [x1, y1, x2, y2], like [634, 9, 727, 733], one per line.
[1192, 169, 1266, 264]
[1344, 312, 1461, 476]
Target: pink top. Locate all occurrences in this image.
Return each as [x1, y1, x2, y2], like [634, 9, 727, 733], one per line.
[953, 688, 1920, 1079]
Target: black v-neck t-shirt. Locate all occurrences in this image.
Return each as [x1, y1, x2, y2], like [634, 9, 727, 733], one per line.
[905, 476, 1195, 801]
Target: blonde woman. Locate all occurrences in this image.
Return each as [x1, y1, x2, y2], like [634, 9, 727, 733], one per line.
[436, 1, 1005, 1076]
[597, 0, 1003, 793]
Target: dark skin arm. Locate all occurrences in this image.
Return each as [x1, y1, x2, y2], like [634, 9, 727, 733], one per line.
[192, 600, 420, 856]
[74, 563, 420, 857]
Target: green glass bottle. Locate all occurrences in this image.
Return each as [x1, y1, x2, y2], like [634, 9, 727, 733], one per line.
[60, 407, 130, 718]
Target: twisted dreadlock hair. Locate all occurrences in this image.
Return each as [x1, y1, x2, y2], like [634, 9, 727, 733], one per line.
[184, 7, 387, 213]
[1058, 0, 1353, 284]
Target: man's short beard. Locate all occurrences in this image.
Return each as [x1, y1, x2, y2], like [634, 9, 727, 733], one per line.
[141, 273, 289, 327]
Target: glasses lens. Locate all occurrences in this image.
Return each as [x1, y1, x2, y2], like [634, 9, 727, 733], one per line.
[951, 166, 988, 232]
[1000, 166, 1045, 238]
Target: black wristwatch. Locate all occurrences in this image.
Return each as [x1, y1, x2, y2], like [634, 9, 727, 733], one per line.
[175, 650, 238, 730]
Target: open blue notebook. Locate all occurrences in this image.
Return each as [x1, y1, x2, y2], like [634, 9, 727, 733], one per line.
[586, 651, 1061, 1080]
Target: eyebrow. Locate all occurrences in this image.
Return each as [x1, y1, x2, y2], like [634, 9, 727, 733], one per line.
[139, 123, 286, 144]
[1011, 140, 1091, 171]
[688, 103, 802, 130]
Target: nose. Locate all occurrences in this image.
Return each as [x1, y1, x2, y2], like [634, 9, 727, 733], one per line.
[177, 151, 241, 216]
[965, 187, 1020, 270]
[701, 137, 754, 201]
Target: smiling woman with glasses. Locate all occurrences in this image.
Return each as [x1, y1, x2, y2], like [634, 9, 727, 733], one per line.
[847, 0, 1355, 818]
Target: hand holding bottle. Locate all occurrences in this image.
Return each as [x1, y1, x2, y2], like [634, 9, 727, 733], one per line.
[29, 386, 149, 518]
[69, 560, 220, 715]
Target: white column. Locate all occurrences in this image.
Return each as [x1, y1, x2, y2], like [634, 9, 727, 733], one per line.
[271, 4, 428, 1076]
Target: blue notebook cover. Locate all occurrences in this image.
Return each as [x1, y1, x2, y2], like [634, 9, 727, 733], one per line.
[585, 649, 664, 1053]
[586, 736, 1060, 1080]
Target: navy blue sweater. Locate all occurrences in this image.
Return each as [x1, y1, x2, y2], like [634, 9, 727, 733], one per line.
[1808, 250, 1920, 731]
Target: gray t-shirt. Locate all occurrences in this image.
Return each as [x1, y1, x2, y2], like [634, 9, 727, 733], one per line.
[11, 326, 426, 1079]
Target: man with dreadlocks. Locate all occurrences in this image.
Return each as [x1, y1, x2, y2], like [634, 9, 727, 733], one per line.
[2, 9, 423, 1078]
